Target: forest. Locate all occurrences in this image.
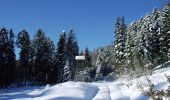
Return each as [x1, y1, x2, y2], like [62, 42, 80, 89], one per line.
[0, 3, 170, 91]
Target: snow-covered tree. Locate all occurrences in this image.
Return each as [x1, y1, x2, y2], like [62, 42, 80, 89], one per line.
[63, 60, 71, 82]
[84, 48, 92, 68]
[66, 29, 79, 80]
[53, 31, 66, 83]
[114, 16, 127, 66]
[161, 3, 170, 61]
[32, 29, 54, 84]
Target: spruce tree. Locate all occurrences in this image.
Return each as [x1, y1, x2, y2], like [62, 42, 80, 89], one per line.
[114, 17, 127, 71]
[161, 3, 170, 62]
[0, 28, 16, 88]
[84, 48, 92, 68]
[32, 29, 54, 84]
[66, 29, 79, 80]
[6, 29, 16, 86]
[0, 28, 8, 87]
[53, 31, 66, 83]
[16, 29, 31, 85]
[63, 60, 71, 82]
[147, 8, 161, 65]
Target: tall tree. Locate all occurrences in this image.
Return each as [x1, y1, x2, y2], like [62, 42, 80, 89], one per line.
[16, 29, 31, 85]
[161, 3, 170, 62]
[66, 29, 79, 80]
[53, 31, 66, 83]
[147, 8, 161, 65]
[114, 17, 127, 70]
[6, 29, 16, 85]
[0, 28, 16, 88]
[32, 29, 54, 84]
[0, 28, 8, 87]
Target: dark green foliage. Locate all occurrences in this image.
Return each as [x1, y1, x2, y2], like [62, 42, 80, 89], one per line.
[16, 29, 31, 85]
[66, 29, 79, 81]
[32, 29, 55, 84]
[53, 31, 66, 83]
[84, 48, 92, 68]
[114, 16, 127, 66]
[0, 28, 16, 88]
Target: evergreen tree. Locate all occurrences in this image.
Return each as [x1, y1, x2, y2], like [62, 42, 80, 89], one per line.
[63, 60, 71, 82]
[66, 29, 79, 80]
[82, 48, 92, 82]
[6, 29, 16, 85]
[16, 29, 31, 85]
[0, 28, 16, 88]
[125, 24, 136, 71]
[161, 3, 170, 62]
[84, 48, 92, 68]
[53, 31, 66, 83]
[0, 28, 9, 87]
[32, 29, 54, 84]
[95, 57, 104, 80]
[114, 17, 127, 70]
[44, 37, 55, 83]
[147, 8, 161, 65]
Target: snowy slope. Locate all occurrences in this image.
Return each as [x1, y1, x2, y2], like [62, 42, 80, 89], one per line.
[0, 67, 170, 100]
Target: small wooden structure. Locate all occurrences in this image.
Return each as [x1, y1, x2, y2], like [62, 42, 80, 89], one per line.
[75, 56, 85, 64]
[74, 55, 87, 81]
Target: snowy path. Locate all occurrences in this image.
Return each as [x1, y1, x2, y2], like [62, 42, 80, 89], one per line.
[92, 82, 111, 100]
[1, 67, 170, 100]
[92, 81, 130, 100]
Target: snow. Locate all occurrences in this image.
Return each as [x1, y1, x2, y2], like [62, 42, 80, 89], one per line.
[75, 56, 85, 60]
[0, 67, 170, 100]
[0, 82, 98, 100]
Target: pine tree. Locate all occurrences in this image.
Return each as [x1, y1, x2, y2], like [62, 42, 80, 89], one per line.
[84, 48, 92, 68]
[66, 29, 79, 80]
[125, 24, 135, 71]
[161, 3, 170, 62]
[44, 37, 55, 83]
[53, 31, 66, 83]
[0, 28, 16, 88]
[16, 29, 31, 85]
[32, 29, 54, 84]
[147, 8, 161, 65]
[95, 56, 104, 80]
[83, 48, 92, 82]
[0, 28, 8, 87]
[63, 60, 71, 82]
[6, 29, 16, 86]
[114, 17, 127, 71]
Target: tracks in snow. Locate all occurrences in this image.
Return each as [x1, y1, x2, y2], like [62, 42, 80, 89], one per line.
[92, 81, 130, 100]
[92, 82, 111, 100]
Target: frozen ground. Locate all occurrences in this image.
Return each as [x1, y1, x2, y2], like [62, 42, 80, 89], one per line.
[0, 67, 170, 100]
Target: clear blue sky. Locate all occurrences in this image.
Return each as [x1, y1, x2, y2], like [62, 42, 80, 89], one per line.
[0, 0, 166, 54]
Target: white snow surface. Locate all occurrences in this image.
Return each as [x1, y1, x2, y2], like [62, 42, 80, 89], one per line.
[0, 67, 170, 100]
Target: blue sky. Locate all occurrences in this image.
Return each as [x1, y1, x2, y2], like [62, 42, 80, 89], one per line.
[0, 0, 165, 55]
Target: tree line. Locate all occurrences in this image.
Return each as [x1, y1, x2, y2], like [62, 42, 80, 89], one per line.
[114, 3, 170, 75]
[0, 28, 88, 88]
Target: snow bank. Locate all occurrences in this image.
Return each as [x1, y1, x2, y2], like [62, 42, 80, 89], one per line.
[36, 81, 98, 100]
[0, 67, 170, 100]
[119, 67, 170, 100]
[0, 81, 98, 100]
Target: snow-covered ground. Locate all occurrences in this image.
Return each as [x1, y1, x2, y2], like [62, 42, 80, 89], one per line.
[0, 67, 170, 100]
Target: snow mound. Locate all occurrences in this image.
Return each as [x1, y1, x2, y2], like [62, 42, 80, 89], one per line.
[36, 81, 98, 100]
[0, 81, 98, 100]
